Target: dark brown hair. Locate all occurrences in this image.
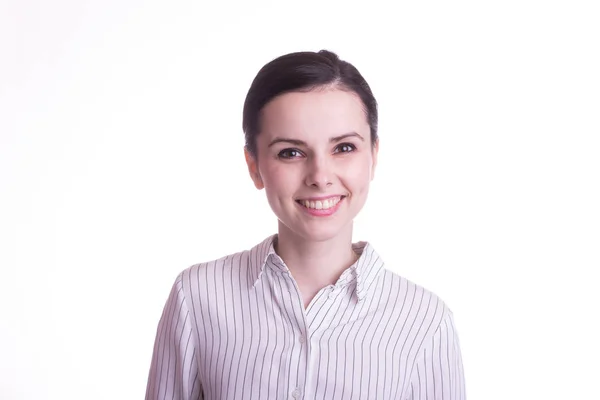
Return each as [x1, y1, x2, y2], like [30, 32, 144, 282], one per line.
[242, 50, 378, 158]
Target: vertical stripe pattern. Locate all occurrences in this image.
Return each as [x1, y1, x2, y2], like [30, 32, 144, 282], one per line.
[145, 234, 466, 399]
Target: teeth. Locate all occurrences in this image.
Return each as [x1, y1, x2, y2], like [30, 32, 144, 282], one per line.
[301, 196, 342, 210]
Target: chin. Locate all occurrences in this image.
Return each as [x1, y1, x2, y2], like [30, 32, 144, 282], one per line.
[278, 218, 353, 243]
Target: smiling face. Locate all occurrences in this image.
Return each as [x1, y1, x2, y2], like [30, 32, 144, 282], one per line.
[245, 87, 379, 243]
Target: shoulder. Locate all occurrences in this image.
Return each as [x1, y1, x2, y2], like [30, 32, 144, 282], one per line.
[162, 250, 251, 315]
[178, 235, 275, 285]
[173, 235, 274, 296]
[176, 248, 250, 286]
[379, 268, 452, 329]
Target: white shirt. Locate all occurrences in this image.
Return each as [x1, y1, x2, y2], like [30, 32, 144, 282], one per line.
[145, 234, 466, 399]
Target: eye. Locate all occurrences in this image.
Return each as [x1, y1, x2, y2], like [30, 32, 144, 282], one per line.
[277, 148, 304, 159]
[335, 143, 357, 153]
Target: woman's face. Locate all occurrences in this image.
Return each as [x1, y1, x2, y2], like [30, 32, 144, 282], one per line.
[245, 87, 378, 242]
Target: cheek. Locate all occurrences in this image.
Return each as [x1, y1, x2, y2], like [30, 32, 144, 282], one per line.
[261, 163, 299, 200]
[343, 157, 373, 186]
[262, 163, 289, 186]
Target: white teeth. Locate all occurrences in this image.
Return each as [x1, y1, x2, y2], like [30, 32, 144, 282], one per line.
[300, 196, 342, 210]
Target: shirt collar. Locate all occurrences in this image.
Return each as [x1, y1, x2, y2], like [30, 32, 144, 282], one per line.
[248, 234, 385, 301]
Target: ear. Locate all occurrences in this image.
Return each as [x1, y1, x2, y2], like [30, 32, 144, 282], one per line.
[370, 138, 379, 181]
[244, 147, 265, 190]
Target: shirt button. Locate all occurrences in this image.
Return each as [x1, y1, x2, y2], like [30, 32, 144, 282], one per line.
[299, 335, 305, 343]
[292, 388, 301, 398]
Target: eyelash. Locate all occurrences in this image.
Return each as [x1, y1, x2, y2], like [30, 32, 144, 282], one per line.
[277, 143, 357, 159]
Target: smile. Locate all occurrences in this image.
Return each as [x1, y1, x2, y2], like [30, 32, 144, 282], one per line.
[296, 196, 343, 210]
[295, 195, 346, 217]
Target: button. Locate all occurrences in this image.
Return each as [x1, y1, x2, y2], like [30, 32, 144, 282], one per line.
[299, 335, 305, 343]
[292, 388, 301, 398]
[328, 290, 336, 300]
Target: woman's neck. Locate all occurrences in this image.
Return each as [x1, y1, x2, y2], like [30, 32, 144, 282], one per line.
[274, 222, 358, 301]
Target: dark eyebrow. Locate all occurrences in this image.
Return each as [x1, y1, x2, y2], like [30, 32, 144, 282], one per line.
[268, 132, 364, 147]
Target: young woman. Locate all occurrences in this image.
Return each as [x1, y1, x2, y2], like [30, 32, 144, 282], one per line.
[145, 50, 466, 400]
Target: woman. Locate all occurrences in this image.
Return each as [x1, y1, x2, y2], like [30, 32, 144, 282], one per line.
[145, 50, 466, 399]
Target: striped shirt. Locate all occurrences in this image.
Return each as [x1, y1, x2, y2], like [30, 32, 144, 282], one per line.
[145, 234, 466, 399]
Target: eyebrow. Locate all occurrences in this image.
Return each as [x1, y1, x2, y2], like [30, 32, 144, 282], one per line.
[267, 132, 364, 147]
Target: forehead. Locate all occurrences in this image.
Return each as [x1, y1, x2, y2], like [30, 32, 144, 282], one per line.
[259, 89, 369, 139]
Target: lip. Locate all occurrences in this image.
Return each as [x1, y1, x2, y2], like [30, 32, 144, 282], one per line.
[295, 196, 345, 217]
[295, 194, 345, 201]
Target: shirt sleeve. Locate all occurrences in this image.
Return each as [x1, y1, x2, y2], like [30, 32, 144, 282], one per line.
[406, 308, 466, 400]
[145, 274, 203, 400]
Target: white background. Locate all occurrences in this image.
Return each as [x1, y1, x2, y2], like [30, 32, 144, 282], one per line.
[1, 0, 599, 399]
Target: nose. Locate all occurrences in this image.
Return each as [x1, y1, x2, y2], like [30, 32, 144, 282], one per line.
[304, 155, 333, 189]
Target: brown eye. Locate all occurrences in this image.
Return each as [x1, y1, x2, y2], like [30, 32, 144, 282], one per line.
[278, 148, 303, 159]
[335, 143, 356, 153]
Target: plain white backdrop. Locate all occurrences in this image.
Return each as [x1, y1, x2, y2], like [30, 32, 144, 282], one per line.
[1, 0, 599, 399]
